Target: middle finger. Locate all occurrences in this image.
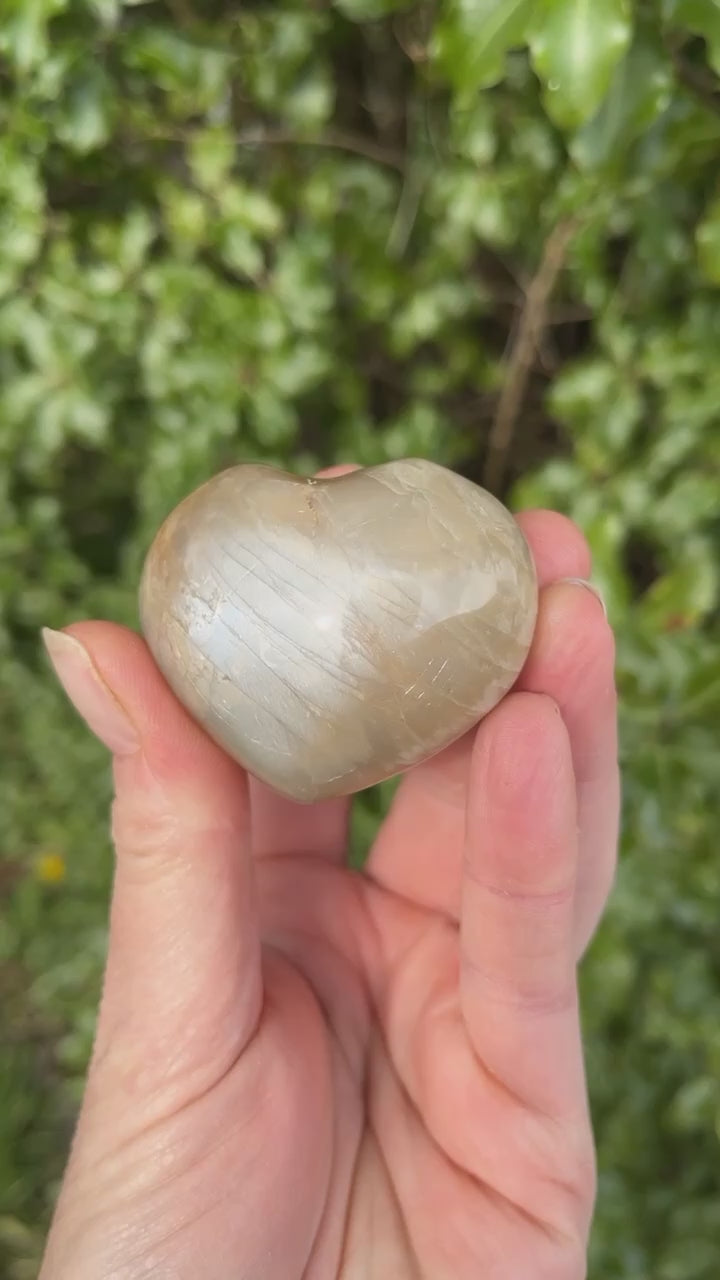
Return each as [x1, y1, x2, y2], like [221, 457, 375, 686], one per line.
[366, 509, 594, 911]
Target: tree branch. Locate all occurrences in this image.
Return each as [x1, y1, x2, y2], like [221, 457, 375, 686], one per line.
[137, 124, 406, 173]
[233, 126, 406, 172]
[482, 217, 579, 494]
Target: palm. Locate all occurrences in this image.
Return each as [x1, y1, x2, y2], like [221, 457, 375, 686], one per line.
[91, 847, 591, 1280]
[250, 853, 591, 1280]
[40, 508, 617, 1280]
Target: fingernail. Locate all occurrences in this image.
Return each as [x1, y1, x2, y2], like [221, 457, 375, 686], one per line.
[41, 628, 141, 756]
[556, 577, 608, 619]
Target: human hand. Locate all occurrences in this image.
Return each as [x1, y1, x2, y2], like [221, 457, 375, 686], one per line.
[39, 495, 618, 1280]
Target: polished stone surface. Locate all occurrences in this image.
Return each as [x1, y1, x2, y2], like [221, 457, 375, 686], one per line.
[139, 459, 538, 802]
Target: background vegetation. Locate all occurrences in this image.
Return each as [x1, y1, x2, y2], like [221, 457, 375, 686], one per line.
[1, 1, 719, 1275]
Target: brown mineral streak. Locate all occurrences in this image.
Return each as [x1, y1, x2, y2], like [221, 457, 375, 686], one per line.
[138, 458, 538, 802]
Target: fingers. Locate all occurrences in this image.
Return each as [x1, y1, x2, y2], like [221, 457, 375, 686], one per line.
[514, 509, 591, 584]
[460, 691, 587, 1118]
[42, 622, 263, 1108]
[516, 581, 618, 954]
[250, 787, 350, 861]
[366, 509, 591, 908]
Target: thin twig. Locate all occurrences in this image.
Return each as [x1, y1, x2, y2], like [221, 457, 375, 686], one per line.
[233, 126, 406, 172]
[482, 217, 579, 494]
[165, 0, 196, 25]
[136, 123, 406, 173]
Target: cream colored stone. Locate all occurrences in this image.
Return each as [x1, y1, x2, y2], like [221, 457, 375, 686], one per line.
[138, 458, 538, 802]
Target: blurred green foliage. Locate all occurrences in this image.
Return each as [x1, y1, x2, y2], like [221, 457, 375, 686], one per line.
[1, 1, 719, 1276]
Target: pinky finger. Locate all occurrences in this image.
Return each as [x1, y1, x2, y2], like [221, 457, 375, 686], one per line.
[460, 692, 587, 1121]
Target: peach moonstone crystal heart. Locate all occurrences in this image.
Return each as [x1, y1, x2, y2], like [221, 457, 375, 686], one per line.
[139, 458, 538, 802]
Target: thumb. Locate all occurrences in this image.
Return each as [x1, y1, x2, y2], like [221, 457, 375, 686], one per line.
[42, 622, 263, 1110]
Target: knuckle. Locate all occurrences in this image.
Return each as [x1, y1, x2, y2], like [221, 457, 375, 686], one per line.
[464, 959, 578, 1018]
[560, 604, 617, 702]
[110, 793, 182, 860]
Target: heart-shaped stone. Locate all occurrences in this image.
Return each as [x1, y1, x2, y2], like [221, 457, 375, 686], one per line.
[139, 458, 538, 802]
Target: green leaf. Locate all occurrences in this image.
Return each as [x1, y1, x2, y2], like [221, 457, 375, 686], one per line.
[696, 195, 720, 283]
[0, 0, 67, 72]
[282, 74, 335, 129]
[216, 183, 284, 240]
[649, 473, 720, 538]
[115, 208, 156, 275]
[391, 280, 476, 354]
[529, 0, 633, 130]
[640, 538, 719, 629]
[549, 357, 643, 459]
[83, 0, 121, 25]
[0, 148, 45, 295]
[334, 0, 412, 18]
[449, 96, 498, 164]
[124, 26, 232, 106]
[579, 508, 632, 617]
[263, 341, 330, 397]
[218, 227, 264, 279]
[188, 129, 236, 193]
[55, 65, 113, 154]
[663, 0, 720, 74]
[572, 29, 673, 170]
[160, 184, 209, 253]
[431, 0, 533, 93]
[246, 387, 298, 447]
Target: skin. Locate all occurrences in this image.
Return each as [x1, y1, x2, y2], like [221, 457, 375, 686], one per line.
[39, 472, 619, 1280]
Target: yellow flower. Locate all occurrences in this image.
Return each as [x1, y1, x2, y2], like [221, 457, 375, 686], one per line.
[35, 852, 67, 884]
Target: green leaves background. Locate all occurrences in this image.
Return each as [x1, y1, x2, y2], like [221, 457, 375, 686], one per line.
[1, 2, 719, 1276]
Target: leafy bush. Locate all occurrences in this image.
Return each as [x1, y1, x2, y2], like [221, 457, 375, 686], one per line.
[1, 2, 719, 1276]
